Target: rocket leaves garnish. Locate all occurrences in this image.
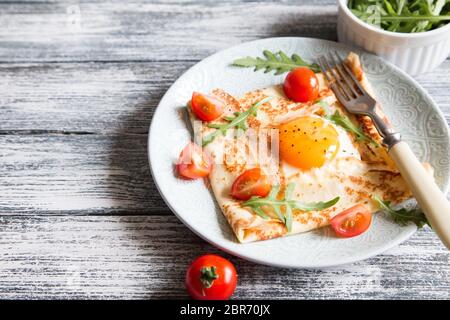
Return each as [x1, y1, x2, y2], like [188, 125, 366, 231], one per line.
[242, 183, 340, 232]
[232, 50, 321, 75]
[348, 0, 450, 33]
[373, 195, 430, 228]
[318, 100, 379, 147]
[202, 96, 272, 146]
[328, 111, 371, 142]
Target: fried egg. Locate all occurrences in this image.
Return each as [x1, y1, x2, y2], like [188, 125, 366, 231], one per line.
[279, 115, 360, 175]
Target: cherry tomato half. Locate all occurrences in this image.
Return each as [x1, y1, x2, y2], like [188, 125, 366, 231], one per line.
[331, 204, 372, 238]
[176, 142, 212, 179]
[191, 92, 224, 122]
[230, 168, 271, 201]
[185, 254, 237, 300]
[283, 67, 319, 103]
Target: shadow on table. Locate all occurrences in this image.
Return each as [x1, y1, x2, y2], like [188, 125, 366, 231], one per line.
[266, 11, 337, 41]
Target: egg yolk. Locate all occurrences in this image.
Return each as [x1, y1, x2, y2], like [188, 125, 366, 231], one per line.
[279, 117, 340, 170]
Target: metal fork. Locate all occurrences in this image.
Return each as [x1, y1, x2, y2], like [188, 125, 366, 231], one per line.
[318, 53, 400, 147]
[319, 52, 450, 250]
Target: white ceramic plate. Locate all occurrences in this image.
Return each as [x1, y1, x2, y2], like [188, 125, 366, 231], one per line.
[149, 37, 450, 268]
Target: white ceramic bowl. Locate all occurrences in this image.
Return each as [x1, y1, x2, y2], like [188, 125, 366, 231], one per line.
[337, 0, 450, 75]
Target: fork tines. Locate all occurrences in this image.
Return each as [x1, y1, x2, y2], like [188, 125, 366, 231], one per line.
[317, 52, 367, 102]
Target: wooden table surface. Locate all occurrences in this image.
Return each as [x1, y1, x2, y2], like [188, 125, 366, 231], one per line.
[1, 0, 450, 299]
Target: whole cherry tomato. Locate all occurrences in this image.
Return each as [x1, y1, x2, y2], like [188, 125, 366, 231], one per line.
[283, 67, 319, 103]
[185, 254, 237, 300]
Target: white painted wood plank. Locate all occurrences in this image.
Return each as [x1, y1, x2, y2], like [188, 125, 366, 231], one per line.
[0, 1, 337, 62]
[0, 60, 449, 133]
[0, 134, 166, 214]
[0, 215, 448, 299]
[0, 61, 192, 133]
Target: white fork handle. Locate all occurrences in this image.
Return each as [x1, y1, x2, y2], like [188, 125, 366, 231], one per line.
[389, 141, 450, 250]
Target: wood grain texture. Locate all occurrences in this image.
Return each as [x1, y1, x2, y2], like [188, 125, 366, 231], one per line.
[0, 215, 449, 299]
[0, 61, 192, 133]
[0, 134, 166, 214]
[0, 0, 337, 63]
[1, 0, 450, 299]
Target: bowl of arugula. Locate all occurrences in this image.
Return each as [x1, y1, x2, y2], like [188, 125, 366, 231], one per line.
[337, 0, 450, 75]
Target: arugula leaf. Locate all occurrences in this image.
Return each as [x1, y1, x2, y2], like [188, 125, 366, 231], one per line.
[318, 101, 379, 147]
[202, 96, 272, 146]
[232, 50, 321, 75]
[373, 195, 430, 228]
[328, 111, 370, 141]
[242, 183, 340, 232]
[348, 0, 450, 33]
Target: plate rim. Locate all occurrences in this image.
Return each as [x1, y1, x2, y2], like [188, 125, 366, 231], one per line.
[148, 36, 450, 268]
